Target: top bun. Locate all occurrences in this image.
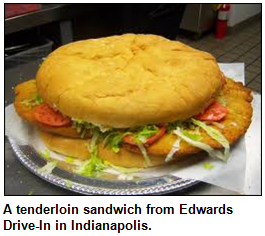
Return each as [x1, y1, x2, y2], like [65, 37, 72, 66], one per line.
[36, 34, 224, 128]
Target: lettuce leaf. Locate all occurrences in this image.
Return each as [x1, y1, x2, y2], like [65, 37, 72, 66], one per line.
[72, 118, 113, 137]
[133, 125, 159, 143]
[182, 130, 201, 141]
[65, 157, 75, 163]
[38, 149, 52, 160]
[21, 94, 43, 108]
[103, 131, 131, 153]
[38, 161, 58, 174]
[167, 120, 197, 133]
[103, 125, 159, 154]
[35, 94, 43, 104]
[66, 180, 73, 189]
[173, 128, 228, 161]
[137, 143, 151, 166]
[167, 121, 184, 132]
[77, 157, 106, 178]
[72, 118, 95, 134]
[165, 138, 180, 162]
[76, 129, 106, 177]
[203, 163, 214, 170]
[191, 118, 230, 160]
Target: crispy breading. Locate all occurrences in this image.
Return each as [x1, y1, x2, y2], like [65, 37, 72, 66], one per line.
[14, 78, 253, 160]
[14, 80, 83, 138]
[125, 78, 253, 159]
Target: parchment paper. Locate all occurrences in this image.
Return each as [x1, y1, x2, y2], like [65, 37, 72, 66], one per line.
[5, 63, 261, 195]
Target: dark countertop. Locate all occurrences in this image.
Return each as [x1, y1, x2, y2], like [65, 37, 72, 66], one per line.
[4, 61, 237, 196]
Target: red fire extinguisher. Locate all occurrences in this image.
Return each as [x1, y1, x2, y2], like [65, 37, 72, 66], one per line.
[215, 4, 230, 39]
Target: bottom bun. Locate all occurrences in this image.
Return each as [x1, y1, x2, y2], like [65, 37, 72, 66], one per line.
[39, 130, 177, 168]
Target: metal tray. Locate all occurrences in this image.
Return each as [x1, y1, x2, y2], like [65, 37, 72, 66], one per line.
[8, 137, 199, 195]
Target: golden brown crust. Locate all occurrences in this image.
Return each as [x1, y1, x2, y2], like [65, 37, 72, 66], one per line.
[14, 80, 86, 138]
[15, 77, 253, 166]
[36, 34, 224, 128]
[127, 78, 253, 157]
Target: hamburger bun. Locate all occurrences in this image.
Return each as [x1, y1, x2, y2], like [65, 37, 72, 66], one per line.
[36, 34, 224, 128]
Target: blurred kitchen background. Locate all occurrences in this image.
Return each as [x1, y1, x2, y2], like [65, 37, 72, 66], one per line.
[5, 3, 261, 102]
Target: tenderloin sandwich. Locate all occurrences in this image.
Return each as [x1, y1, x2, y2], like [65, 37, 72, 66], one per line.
[14, 34, 253, 173]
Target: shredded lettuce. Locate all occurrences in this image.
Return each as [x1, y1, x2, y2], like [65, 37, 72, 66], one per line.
[66, 180, 73, 189]
[38, 149, 52, 160]
[75, 124, 157, 174]
[72, 119, 160, 159]
[167, 120, 198, 133]
[165, 128, 201, 163]
[65, 157, 75, 163]
[21, 94, 43, 108]
[137, 143, 151, 166]
[38, 161, 58, 174]
[76, 156, 106, 178]
[76, 130, 106, 177]
[35, 94, 43, 104]
[80, 129, 87, 138]
[133, 125, 159, 143]
[72, 118, 95, 135]
[191, 118, 230, 160]
[103, 125, 159, 154]
[96, 124, 113, 133]
[120, 125, 159, 166]
[103, 131, 131, 153]
[72, 118, 113, 137]
[182, 130, 201, 141]
[167, 121, 184, 132]
[165, 138, 180, 162]
[203, 163, 214, 170]
[89, 129, 100, 155]
[173, 128, 228, 161]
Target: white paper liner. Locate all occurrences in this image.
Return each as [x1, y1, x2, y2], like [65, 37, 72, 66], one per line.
[5, 63, 261, 194]
[243, 91, 261, 195]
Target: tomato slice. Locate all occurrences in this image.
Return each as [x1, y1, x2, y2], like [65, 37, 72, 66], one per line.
[34, 104, 71, 127]
[195, 101, 227, 121]
[123, 125, 166, 146]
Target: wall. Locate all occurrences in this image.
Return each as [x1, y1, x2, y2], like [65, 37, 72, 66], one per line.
[228, 4, 261, 27]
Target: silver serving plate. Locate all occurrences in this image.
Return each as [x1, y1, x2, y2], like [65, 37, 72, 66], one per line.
[8, 137, 199, 195]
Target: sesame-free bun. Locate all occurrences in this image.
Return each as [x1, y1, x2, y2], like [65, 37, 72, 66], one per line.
[36, 34, 224, 128]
